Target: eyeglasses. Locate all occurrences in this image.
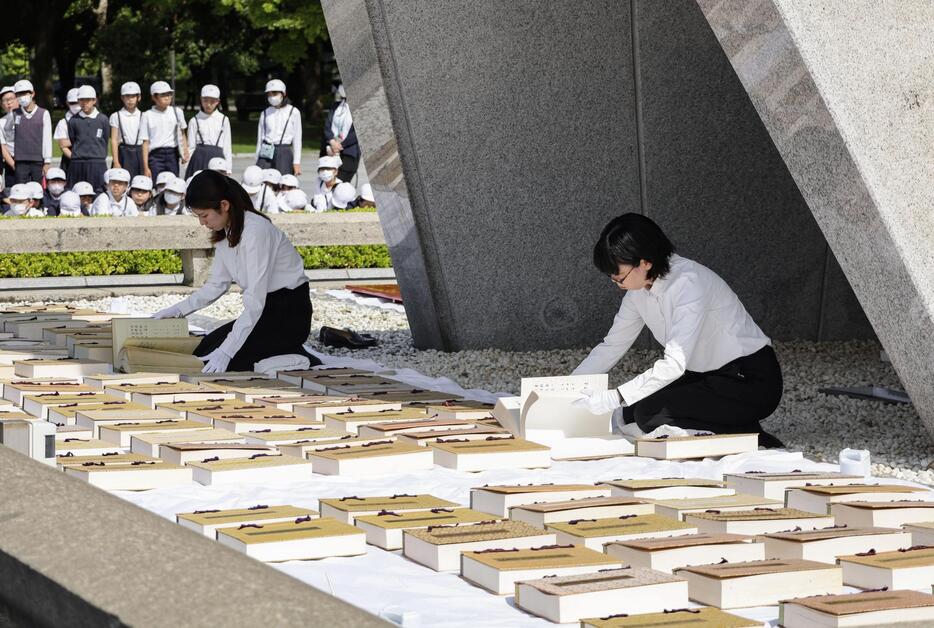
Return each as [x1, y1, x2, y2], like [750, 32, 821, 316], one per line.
[609, 266, 635, 286]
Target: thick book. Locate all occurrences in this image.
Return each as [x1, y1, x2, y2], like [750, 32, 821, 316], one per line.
[402, 519, 556, 572]
[54, 425, 93, 440]
[3, 380, 95, 405]
[179, 372, 266, 384]
[129, 428, 245, 457]
[509, 497, 656, 529]
[244, 429, 351, 448]
[186, 454, 315, 486]
[674, 558, 843, 608]
[548, 514, 697, 550]
[635, 433, 759, 460]
[321, 407, 432, 434]
[63, 459, 193, 491]
[54, 437, 123, 457]
[57, 452, 154, 468]
[274, 367, 371, 386]
[724, 471, 865, 500]
[201, 379, 304, 402]
[427, 436, 551, 471]
[779, 589, 934, 628]
[830, 500, 934, 528]
[176, 504, 319, 538]
[117, 341, 205, 376]
[356, 418, 479, 438]
[356, 389, 464, 404]
[215, 516, 366, 562]
[905, 521, 934, 546]
[47, 401, 149, 427]
[110, 317, 189, 366]
[182, 403, 277, 424]
[424, 400, 495, 421]
[252, 393, 351, 412]
[354, 507, 494, 550]
[290, 399, 404, 421]
[159, 442, 277, 465]
[786, 483, 931, 514]
[652, 494, 783, 521]
[9, 318, 89, 341]
[605, 533, 764, 573]
[72, 342, 114, 363]
[97, 420, 211, 447]
[200, 413, 324, 434]
[838, 545, 934, 589]
[470, 484, 612, 517]
[306, 440, 434, 475]
[301, 373, 407, 395]
[75, 409, 181, 437]
[14, 358, 112, 379]
[156, 398, 260, 419]
[683, 507, 835, 535]
[83, 372, 180, 391]
[319, 494, 462, 524]
[600, 477, 734, 500]
[0, 348, 70, 366]
[762, 525, 913, 563]
[22, 391, 123, 418]
[514, 567, 688, 624]
[43, 324, 109, 346]
[276, 435, 393, 458]
[396, 426, 511, 447]
[103, 381, 231, 403]
[460, 544, 623, 595]
[580, 607, 761, 628]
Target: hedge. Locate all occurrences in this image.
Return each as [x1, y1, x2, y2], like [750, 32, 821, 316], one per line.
[0, 245, 392, 278]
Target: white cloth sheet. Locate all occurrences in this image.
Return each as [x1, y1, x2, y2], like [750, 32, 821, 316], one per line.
[325, 289, 407, 314]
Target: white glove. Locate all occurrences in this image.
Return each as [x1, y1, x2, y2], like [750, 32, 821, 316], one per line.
[199, 347, 231, 374]
[573, 387, 624, 415]
[152, 304, 184, 319]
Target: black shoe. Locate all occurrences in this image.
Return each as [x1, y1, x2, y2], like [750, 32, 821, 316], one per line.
[318, 326, 378, 349]
[758, 430, 785, 449]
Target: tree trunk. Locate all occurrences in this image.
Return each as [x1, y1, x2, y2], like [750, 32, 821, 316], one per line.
[94, 0, 112, 97]
[31, 0, 56, 108]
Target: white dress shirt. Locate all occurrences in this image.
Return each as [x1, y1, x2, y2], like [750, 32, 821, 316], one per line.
[90, 192, 137, 217]
[53, 113, 72, 141]
[109, 109, 144, 145]
[574, 255, 770, 407]
[314, 178, 344, 209]
[187, 110, 233, 172]
[178, 211, 307, 357]
[1, 107, 53, 162]
[256, 185, 280, 214]
[255, 104, 302, 165]
[142, 106, 186, 149]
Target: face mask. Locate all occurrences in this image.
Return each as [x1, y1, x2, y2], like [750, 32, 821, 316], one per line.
[164, 192, 182, 205]
[267, 94, 283, 107]
[9, 203, 27, 215]
[318, 170, 335, 183]
[48, 183, 65, 195]
[68, 104, 80, 115]
[17, 95, 31, 108]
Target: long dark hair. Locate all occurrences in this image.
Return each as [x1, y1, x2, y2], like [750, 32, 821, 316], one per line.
[186, 170, 269, 247]
[593, 213, 675, 280]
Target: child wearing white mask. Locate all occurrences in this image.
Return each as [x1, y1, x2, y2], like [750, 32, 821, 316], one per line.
[43, 167, 68, 215]
[54, 88, 80, 173]
[154, 170, 174, 197]
[7, 80, 53, 185]
[153, 176, 187, 215]
[57, 190, 82, 217]
[315, 155, 343, 208]
[255, 79, 301, 176]
[91, 168, 136, 216]
[4, 184, 44, 217]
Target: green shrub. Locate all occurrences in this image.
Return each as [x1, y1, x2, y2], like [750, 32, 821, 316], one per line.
[296, 245, 392, 269]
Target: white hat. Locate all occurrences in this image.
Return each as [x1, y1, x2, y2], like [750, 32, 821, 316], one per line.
[103, 168, 113, 184]
[279, 174, 299, 188]
[13, 80, 34, 94]
[165, 177, 187, 194]
[109, 168, 131, 183]
[120, 81, 141, 96]
[46, 167, 67, 181]
[76, 85, 96, 100]
[360, 183, 374, 203]
[130, 175, 153, 191]
[65, 88, 79, 103]
[72, 181, 94, 196]
[241, 165, 263, 194]
[201, 84, 220, 99]
[278, 189, 309, 212]
[207, 157, 227, 172]
[331, 182, 357, 209]
[8, 184, 29, 201]
[264, 79, 286, 94]
[156, 171, 175, 187]
[261, 169, 281, 185]
[150, 80, 173, 95]
[59, 191, 81, 214]
[317, 155, 341, 170]
[26, 181, 44, 200]
[0, 86, 12, 97]
[311, 194, 327, 213]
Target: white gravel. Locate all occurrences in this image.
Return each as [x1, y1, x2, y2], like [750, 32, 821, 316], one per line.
[27, 291, 934, 486]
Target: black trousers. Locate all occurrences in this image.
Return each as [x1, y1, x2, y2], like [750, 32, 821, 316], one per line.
[194, 282, 321, 372]
[337, 153, 359, 183]
[148, 147, 180, 182]
[623, 345, 783, 434]
[14, 160, 44, 184]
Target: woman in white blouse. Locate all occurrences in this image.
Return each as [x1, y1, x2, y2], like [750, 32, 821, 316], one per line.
[574, 213, 784, 447]
[153, 170, 319, 373]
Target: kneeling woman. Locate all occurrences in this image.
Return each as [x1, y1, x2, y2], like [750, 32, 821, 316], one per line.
[574, 213, 784, 447]
[153, 170, 320, 373]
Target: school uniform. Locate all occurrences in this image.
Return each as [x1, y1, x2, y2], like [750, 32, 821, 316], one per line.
[42, 190, 64, 216]
[255, 103, 301, 175]
[143, 106, 186, 181]
[0, 113, 16, 189]
[574, 254, 783, 436]
[52, 113, 73, 172]
[150, 191, 187, 216]
[110, 108, 145, 178]
[66, 109, 110, 193]
[178, 211, 319, 370]
[90, 192, 137, 217]
[321, 100, 359, 182]
[6, 105, 52, 184]
[187, 110, 232, 173]
[256, 184, 280, 214]
[314, 178, 344, 209]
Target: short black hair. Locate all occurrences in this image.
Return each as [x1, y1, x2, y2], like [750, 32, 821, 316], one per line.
[593, 213, 675, 280]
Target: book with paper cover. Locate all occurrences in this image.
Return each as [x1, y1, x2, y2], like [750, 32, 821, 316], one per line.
[43, 323, 108, 342]
[724, 471, 865, 500]
[676, 558, 842, 608]
[306, 440, 434, 475]
[548, 514, 697, 550]
[181, 403, 271, 424]
[636, 432, 759, 460]
[652, 494, 783, 521]
[397, 426, 517, 447]
[216, 516, 366, 561]
[110, 317, 189, 365]
[830, 500, 934, 528]
[779, 589, 934, 628]
[905, 521, 934, 546]
[357, 389, 463, 404]
[156, 398, 258, 419]
[3, 380, 94, 404]
[201, 377, 300, 395]
[55, 438, 124, 457]
[180, 372, 266, 383]
[55, 425, 93, 440]
[357, 418, 478, 438]
[277, 435, 392, 458]
[98, 419, 211, 447]
[9, 318, 89, 341]
[290, 399, 404, 421]
[253, 393, 350, 411]
[84, 372, 180, 391]
[762, 526, 912, 563]
[0, 348, 70, 366]
[75, 409, 180, 436]
[684, 507, 834, 535]
[244, 428, 350, 448]
[57, 452, 154, 468]
[64, 459, 192, 490]
[104, 381, 230, 403]
[838, 545, 934, 589]
[130, 428, 245, 456]
[600, 477, 734, 500]
[177, 504, 320, 538]
[471, 484, 612, 517]
[510, 497, 656, 529]
[460, 544, 623, 595]
[321, 407, 430, 434]
[514, 567, 688, 624]
[158, 442, 276, 465]
[355, 507, 495, 549]
[274, 366, 370, 385]
[581, 607, 760, 628]
[72, 342, 114, 363]
[14, 358, 112, 379]
[211, 414, 325, 434]
[187, 453, 313, 485]
[605, 533, 764, 573]
[786, 483, 930, 514]
[425, 400, 495, 420]
[47, 401, 149, 427]
[428, 436, 551, 471]
[320, 494, 462, 524]
[22, 391, 122, 418]
[402, 520, 556, 571]
[301, 373, 406, 394]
